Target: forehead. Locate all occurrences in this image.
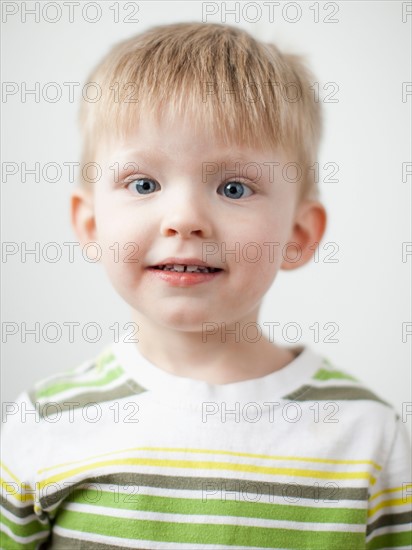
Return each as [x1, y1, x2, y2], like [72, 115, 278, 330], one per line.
[97, 110, 283, 168]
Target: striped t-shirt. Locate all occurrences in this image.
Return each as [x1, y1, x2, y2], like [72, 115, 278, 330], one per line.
[1, 342, 411, 549]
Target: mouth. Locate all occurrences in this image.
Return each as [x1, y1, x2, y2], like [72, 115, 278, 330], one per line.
[149, 264, 223, 274]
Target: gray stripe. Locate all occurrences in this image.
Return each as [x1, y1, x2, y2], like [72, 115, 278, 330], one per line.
[283, 385, 390, 406]
[0, 495, 48, 521]
[28, 380, 147, 418]
[39, 472, 368, 509]
[366, 510, 412, 536]
[48, 533, 151, 550]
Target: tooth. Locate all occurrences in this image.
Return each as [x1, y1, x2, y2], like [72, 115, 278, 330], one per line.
[157, 264, 215, 273]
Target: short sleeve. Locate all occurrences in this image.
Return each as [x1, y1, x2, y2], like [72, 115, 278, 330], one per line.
[366, 417, 412, 549]
[1, 392, 51, 549]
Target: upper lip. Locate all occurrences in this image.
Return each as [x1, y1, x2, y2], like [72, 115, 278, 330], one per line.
[149, 257, 223, 269]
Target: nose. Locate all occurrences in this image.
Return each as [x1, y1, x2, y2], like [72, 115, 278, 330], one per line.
[159, 187, 213, 239]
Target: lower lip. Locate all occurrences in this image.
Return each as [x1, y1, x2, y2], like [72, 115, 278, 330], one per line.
[146, 268, 223, 286]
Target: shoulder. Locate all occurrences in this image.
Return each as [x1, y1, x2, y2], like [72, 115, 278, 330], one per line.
[26, 344, 147, 419]
[284, 350, 410, 463]
[285, 351, 398, 419]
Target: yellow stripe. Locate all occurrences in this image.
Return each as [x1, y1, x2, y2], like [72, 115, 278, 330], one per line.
[141, 447, 382, 469]
[368, 496, 412, 517]
[1, 477, 34, 503]
[0, 462, 34, 497]
[369, 484, 412, 501]
[39, 457, 376, 490]
[37, 446, 382, 474]
[0, 462, 21, 484]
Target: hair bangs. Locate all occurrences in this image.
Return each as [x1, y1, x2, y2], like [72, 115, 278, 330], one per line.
[79, 22, 322, 199]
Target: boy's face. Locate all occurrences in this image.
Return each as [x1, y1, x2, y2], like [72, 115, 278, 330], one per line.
[74, 113, 323, 331]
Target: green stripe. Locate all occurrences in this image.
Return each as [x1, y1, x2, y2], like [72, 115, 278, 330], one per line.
[96, 351, 116, 372]
[56, 509, 365, 549]
[0, 530, 42, 549]
[366, 529, 412, 549]
[283, 385, 390, 406]
[39, 473, 368, 510]
[29, 349, 118, 402]
[68, 487, 366, 524]
[55, 360, 96, 377]
[36, 381, 146, 418]
[36, 365, 125, 398]
[0, 510, 50, 538]
[313, 368, 358, 382]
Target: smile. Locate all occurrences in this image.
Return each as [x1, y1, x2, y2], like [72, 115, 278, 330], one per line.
[152, 264, 222, 273]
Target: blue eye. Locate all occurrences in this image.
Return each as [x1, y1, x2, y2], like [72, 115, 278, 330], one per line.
[220, 181, 253, 200]
[124, 178, 254, 199]
[126, 178, 158, 195]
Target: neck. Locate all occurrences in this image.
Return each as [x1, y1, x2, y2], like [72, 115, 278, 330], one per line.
[129, 308, 295, 384]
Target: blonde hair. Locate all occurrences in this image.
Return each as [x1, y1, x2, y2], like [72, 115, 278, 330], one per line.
[78, 22, 322, 200]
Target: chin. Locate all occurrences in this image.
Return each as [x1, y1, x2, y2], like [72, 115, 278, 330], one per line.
[157, 312, 208, 332]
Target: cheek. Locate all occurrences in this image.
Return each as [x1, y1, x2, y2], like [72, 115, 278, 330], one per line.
[227, 216, 288, 270]
[93, 204, 145, 284]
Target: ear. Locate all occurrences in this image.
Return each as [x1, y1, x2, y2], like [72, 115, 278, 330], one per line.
[70, 187, 97, 245]
[281, 200, 327, 270]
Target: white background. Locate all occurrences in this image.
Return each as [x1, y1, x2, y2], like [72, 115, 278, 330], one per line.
[1, 1, 411, 434]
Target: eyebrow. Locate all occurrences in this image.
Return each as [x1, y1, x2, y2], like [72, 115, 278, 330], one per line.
[117, 149, 265, 167]
[115, 149, 272, 189]
[118, 149, 169, 164]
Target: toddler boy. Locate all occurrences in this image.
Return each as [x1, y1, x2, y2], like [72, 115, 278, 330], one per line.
[1, 22, 411, 549]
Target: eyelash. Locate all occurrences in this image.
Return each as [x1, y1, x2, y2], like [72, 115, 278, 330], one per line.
[122, 176, 257, 198]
